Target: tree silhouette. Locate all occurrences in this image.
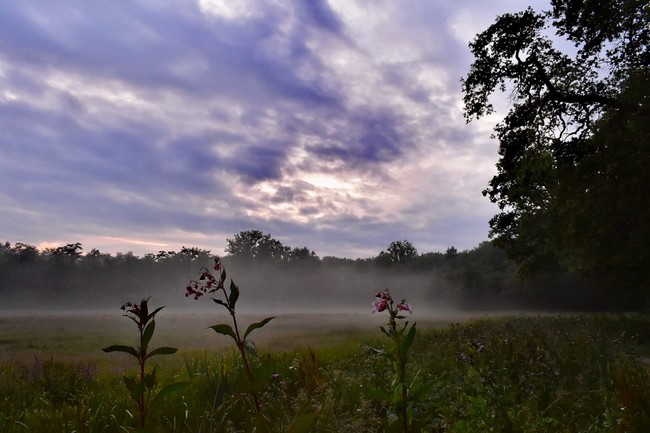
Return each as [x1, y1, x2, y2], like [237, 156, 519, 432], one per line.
[462, 0, 649, 306]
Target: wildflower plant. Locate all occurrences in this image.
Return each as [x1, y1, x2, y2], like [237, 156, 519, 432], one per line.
[370, 289, 417, 433]
[102, 298, 186, 428]
[185, 257, 275, 414]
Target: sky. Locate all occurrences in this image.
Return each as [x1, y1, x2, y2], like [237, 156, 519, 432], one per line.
[0, 0, 550, 259]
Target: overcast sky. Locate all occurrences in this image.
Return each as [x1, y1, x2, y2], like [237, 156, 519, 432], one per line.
[0, 0, 549, 258]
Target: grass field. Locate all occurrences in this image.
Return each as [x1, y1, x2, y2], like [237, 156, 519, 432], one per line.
[0, 309, 479, 362]
[1, 310, 650, 432]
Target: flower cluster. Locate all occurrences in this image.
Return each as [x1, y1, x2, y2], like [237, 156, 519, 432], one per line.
[372, 289, 412, 314]
[185, 258, 224, 299]
[121, 298, 150, 325]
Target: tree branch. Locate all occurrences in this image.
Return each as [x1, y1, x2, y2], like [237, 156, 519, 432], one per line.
[529, 52, 623, 109]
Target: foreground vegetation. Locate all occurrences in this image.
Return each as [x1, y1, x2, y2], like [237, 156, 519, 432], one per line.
[1, 314, 650, 432]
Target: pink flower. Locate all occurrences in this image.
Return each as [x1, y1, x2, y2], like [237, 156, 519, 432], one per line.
[398, 303, 412, 313]
[375, 290, 391, 301]
[372, 298, 389, 313]
[185, 285, 204, 299]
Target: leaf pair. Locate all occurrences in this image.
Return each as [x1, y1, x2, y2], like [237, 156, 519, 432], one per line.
[103, 344, 178, 358]
[123, 367, 157, 400]
[209, 316, 275, 341]
[102, 320, 178, 361]
[209, 316, 276, 360]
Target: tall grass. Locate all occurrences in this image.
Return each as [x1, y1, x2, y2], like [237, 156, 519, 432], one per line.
[0, 314, 649, 432]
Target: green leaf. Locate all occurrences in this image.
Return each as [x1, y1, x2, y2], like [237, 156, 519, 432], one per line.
[244, 316, 275, 339]
[154, 381, 190, 402]
[124, 375, 135, 391]
[142, 320, 155, 349]
[125, 315, 139, 327]
[146, 306, 165, 322]
[228, 280, 239, 306]
[102, 345, 139, 359]
[131, 383, 145, 401]
[391, 383, 406, 406]
[209, 324, 237, 341]
[124, 376, 144, 401]
[146, 346, 178, 359]
[212, 298, 227, 308]
[144, 366, 157, 389]
[401, 323, 417, 355]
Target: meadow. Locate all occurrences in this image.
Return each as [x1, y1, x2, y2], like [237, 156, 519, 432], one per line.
[1, 310, 650, 432]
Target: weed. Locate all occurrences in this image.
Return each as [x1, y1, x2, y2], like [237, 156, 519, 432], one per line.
[369, 289, 418, 432]
[103, 298, 187, 428]
[186, 256, 319, 432]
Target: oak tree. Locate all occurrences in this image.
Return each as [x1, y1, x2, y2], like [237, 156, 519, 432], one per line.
[462, 0, 649, 307]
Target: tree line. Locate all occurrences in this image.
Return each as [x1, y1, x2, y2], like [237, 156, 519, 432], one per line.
[0, 230, 606, 312]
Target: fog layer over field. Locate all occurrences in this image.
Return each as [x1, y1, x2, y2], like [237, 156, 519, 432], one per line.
[0, 263, 470, 362]
[203, 262, 453, 314]
[2, 261, 459, 317]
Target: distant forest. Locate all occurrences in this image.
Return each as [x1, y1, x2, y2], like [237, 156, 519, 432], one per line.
[0, 230, 613, 312]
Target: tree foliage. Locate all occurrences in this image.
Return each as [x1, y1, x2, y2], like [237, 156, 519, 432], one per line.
[225, 230, 290, 263]
[45, 242, 83, 257]
[378, 240, 418, 265]
[462, 0, 649, 307]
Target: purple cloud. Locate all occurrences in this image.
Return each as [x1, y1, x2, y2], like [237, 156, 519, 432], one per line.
[0, 0, 552, 258]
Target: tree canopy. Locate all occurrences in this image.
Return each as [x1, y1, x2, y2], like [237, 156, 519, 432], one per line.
[378, 240, 418, 265]
[462, 0, 649, 307]
[225, 230, 291, 263]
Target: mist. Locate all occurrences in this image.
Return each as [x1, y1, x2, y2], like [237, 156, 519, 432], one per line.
[0, 267, 483, 367]
[1, 240, 605, 320]
[3, 262, 460, 318]
[181, 261, 458, 315]
[0, 258, 473, 358]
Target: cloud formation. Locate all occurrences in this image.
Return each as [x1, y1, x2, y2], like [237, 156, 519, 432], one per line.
[0, 0, 549, 258]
